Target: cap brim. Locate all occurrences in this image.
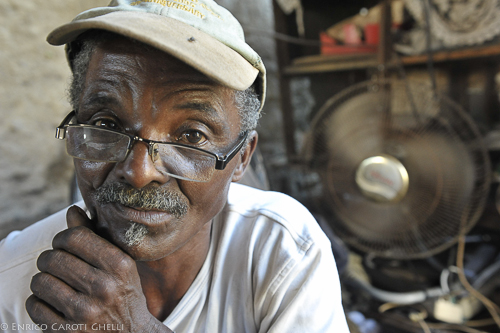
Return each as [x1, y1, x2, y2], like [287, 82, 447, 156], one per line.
[47, 11, 259, 93]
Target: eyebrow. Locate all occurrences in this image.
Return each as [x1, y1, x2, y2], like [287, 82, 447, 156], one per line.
[80, 93, 121, 110]
[175, 102, 218, 115]
[174, 101, 227, 133]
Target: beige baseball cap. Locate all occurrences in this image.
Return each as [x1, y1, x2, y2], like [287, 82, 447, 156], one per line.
[47, 0, 266, 112]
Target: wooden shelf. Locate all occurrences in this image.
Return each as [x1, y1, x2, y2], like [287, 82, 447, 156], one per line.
[285, 52, 378, 75]
[401, 43, 500, 65]
[284, 43, 500, 75]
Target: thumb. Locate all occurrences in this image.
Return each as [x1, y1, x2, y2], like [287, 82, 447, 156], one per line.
[66, 205, 95, 230]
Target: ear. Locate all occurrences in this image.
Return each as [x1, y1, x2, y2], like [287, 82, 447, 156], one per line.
[232, 131, 258, 183]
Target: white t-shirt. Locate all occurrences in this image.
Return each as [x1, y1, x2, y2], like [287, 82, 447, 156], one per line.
[0, 183, 349, 332]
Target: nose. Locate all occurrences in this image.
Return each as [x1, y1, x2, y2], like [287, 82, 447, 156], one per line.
[114, 140, 169, 188]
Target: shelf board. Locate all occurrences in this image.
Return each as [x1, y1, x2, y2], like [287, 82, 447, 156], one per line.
[284, 53, 378, 75]
[401, 43, 500, 65]
[284, 43, 500, 75]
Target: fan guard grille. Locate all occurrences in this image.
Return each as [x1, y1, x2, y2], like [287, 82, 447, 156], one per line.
[303, 79, 491, 259]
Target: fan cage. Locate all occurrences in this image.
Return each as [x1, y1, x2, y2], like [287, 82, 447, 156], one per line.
[303, 79, 491, 259]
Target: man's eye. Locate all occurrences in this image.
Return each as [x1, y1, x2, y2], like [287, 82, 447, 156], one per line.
[180, 130, 207, 145]
[94, 119, 119, 130]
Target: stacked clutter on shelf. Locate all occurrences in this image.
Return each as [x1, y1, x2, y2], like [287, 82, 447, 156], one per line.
[319, 1, 405, 55]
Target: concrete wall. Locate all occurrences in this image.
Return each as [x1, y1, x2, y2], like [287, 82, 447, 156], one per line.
[0, 0, 111, 238]
[0, 0, 281, 238]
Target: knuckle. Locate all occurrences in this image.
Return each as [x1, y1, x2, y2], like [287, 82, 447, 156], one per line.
[70, 297, 92, 322]
[86, 272, 101, 293]
[90, 276, 116, 297]
[86, 273, 124, 303]
[103, 279, 119, 296]
[112, 253, 134, 272]
[80, 302, 100, 321]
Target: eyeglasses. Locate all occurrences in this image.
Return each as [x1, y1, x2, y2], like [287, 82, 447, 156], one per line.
[55, 111, 248, 182]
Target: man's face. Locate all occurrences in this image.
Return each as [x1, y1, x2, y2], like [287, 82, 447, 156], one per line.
[74, 36, 245, 261]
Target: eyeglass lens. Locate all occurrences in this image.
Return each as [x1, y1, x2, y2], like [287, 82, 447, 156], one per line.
[66, 126, 217, 182]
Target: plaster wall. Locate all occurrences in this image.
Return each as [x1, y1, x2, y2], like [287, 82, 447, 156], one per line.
[0, 1, 111, 238]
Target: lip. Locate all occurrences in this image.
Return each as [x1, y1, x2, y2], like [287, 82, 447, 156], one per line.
[103, 202, 176, 226]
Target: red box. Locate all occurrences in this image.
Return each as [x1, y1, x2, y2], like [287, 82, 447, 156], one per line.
[320, 32, 377, 55]
[364, 23, 380, 45]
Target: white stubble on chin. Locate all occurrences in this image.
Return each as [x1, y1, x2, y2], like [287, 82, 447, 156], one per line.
[124, 222, 149, 246]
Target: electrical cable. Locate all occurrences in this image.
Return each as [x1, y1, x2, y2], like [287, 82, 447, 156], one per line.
[472, 254, 500, 290]
[456, 205, 500, 328]
[426, 324, 487, 333]
[346, 267, 446, 305]
[245, 28, 323, 46]
[465, 318, 495, 327]
[415, 319, 432, 333]
[425, 322, 487, 333]
[420, 0, 500, 325]
[439, 268, 452, 294]
[379, 303, 490, 333]
[244, 28, 378, 49]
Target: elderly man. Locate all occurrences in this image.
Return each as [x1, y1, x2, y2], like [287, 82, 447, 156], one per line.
[0, 1, 349, 332]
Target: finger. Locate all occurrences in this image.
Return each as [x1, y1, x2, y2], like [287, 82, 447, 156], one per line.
[26, 294, 65, 329]
[37, 249, 101, 295]
[52, 226, 134, 275]
[66, 205, 94, 230]
[30, 272, 82, 319]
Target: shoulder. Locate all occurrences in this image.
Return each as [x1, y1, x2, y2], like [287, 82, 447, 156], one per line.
[0, 203, 80, 270]
[228, 183, 311, 217]
[0, 203, 80, 325]
[222, 183, 335, 291]
[226, 183, 330, 251]
[219, 184, 349, 331]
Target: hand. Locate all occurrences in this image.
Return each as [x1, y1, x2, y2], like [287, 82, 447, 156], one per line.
[26, 206, 172, 333]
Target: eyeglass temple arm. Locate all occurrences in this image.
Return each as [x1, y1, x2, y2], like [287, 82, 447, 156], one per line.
[214, 132, 249, 170]
[55, 111, 76, 140]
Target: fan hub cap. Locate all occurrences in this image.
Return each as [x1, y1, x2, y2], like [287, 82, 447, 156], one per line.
[355, 155, 409, 203]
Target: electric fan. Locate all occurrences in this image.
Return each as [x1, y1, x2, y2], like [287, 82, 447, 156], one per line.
[302, 78, 491, 259]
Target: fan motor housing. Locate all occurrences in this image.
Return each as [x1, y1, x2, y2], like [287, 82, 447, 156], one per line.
[355, 155, 409, 203]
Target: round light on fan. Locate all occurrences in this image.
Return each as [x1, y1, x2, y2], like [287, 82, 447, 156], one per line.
[355, 155, 409, 203]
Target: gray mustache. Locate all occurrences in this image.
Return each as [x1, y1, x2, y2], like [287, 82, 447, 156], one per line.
[93, 183, 188, 219]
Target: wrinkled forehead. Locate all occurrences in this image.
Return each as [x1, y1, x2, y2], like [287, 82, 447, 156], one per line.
[80, 35, 240, 128]
[84, 31, 217, 84]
